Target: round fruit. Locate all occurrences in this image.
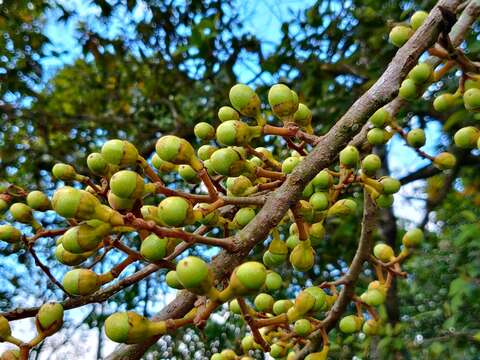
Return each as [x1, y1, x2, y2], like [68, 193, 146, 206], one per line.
[194, 122, 215, 141]
[36, 302, 64, 335]
[312, 170, 333, 189]
[62, 220, 110, 253]
[363, 319, 380, 335]
[155, 135, 196, 166]
[272, 299, 294, 315]
[210, 147, 243, 176]
[0, 225, 21, 244]
[140, 234, 169, 261]
[282, 156, 302, 174]
[433, 93, 456, 112]
[376, 194, 394, 208]
[309, 192, 329, 211]
[408, 63, 432, 84]
[361, 289, 385, 306]
[305, 286, 327, 312]
[216, 120, 252, 146]
[233, 207, 256, 228]
[407, 128, 426, 148]
[176, 256, 209, 289]
[151, 154, 176, 173]
[220, 349, 237, 360]
[270, 343, 286, 358]
[339, 146, 359, 168]
[294, 319, 312, 336]
[380, 177, 401, 194]
[293, 103, 312, 126]
[108, 191, 135, 210]
[434, 152, 456, 170]
[104, 311, 160, 344]
[232, 261, 267, 291]
[165, 271, 183, 289]
[26, 191, 51, 211]
[402, 227, 424, 248]
[464, 88, 480, 112]
[9, 203, 33, 223]
[178, 165, 199, 184]
[87, 152, 109, 175]
[389, 25, 413, 47]
[55, 244, 90, 266]
[101, 139, 138, 167]
[373, 243, 394, 262]
[63, 268, 100, 295]
[52, 163, 77, 181]
[361, 154, 381, 175]
[369, 108, 390, 128]
[157, 196, 194, 227]
[110, 170, 144, 199]
[367, 128, 387, 145]
[410, 10, 428, 30]
[399, 78, 418, 100]
[197, 145, 217, 161]
[229, 84, 261, 117]
[454, 126, 479, 149]
[265, 271, 283, 291]
[218, 106, 240, 122]
[254, 293, 274, 312]
[0, 349, 19, 360]
[339, 315, 362, 334]
[290, 241, 315, 272]
[268, 84, 298, 117]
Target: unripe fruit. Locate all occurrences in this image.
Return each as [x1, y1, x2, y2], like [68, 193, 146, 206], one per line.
[339, 315, 362, 334]
[110, 170, 144, 199]
[380, 177, 401, 194]
[87, 152, 109, 175]
[265, 271, 283, 291]
[26, 191, 51, 211]
[369, 108, 390, 128]
[402, 227, 424, 248]
[373, 243, 394, 262]
[52, 187, 103, 221]
[433, 93, 456, 112]
[233, 207, 256, 228]
[216, 120, 254, 146]
[176, 256, 210, 289]
[286, 234, 301, 249]
[389, 25, 413, 47]
[454, 126, 479, 148]
[376, 194, 394, 208]
[361, 289, 386, 306]
[197, 145, 217, 161]
[273, 299, 294, 315]
[218, 106, 240, 122]
[178, 165, 199, 184]
[210, 147, 245, 176]
[229, 299, 241, 314]
[63, 268, 100, 295]
[434, 152, 456, 170]
[35, 302, 64, 336]
[231, 261, 267, 294]
[294, 319, 312, 336]
[229, 84, 261, 117]
[464, 88, 480, 112]
[155, 135, 196, 167]
[0, 225, 21, 244]
[1, 350, 19, 360]
[55, 244, 90, 266]
[226, 176, 254, 196]
[294, 291, 316, 316]
[62, 220, 111, 253]
[165, 270, 183, 289]
[157, 196, 196, 227]
[270, 343, 287, 358]
[363, 319, 380, 335]
[105, 312, 165, 344]
[282, 156, 302, 174]
[339, 146, 359, 168]
[107, 191, 135, 211]
[52, 163, 78, 181]
[407, 128, 426, 148]
[290, 241, 315, 272]
[312, 170, 333, 189]
[309, 192, 329, 211]
[327, 198, 357, 217]
[241, 335, 256, 352]
[367, 128, 387, 145]
[361, 154, 381, 175]
[268, 84, 298, 117]
[465, 79, 480, 90]
[305, 286, 327, 312]
[220, 349, 237, 360]
[0, 199, 8, 214]
[140, 234, 171, 261]
[101, 139, 138, 167]
[194, 122, 215, 141]
[410, 10, 428, 30]
[399, 78, 418, 100]
[211, 354, 222, 360]
[151, 154, 176, 173]
[408, 63, 432, 84]
[254, 293, 275, 312]
[9, 202, 33, 224]
[309, 222, 325, 247]
[0, 315, 11, 341]
[293, 103, 312, 127]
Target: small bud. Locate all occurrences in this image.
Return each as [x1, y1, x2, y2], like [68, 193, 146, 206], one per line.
[282, 156, 302, 174]
[62, 220, 111, 254]
[197, 145, 217, 161]
[309, 192, 329, 211]
[265, 271, 283, 291]
[55, 244, 91, 266]
[293, 103, 312, 127]
[254, 293, 274, 312]
[229, 299, 241, 314]
[151, 154, 176, 173]
[107, 191, 135, 211]
[294, 319, 312, 336]
[230, 261, 267, 295]
[305, 286, 327, 312]
[380, 177, 401, 194]
[210, 147, 246, 177]
[176, 256, 212, 294]
[140, 234, 176, 262]
[0, 315, 11, 342]
[178, 165, 199, 184]
[52, 163, 78, 181]
[273, 299, 294, 315]
[290, 241, 315, 272]
[327, 198, 357, 217]
[369, 108, 391, 128]
[105, 312, 166, 344]
[233, 207, 256, 228]
[363, 319, 381, 335]
[216, 120, 255, 146]
[155, 135, 197, 168]
[165, 270, 183, 289]
[375, 194, 394, 208]
[312, 170, 333, 189]
[367, 128, 388, 145]
[339, 315, 363, 334]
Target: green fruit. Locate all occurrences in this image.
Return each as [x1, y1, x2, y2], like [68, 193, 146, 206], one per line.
[376, 194, 394, 208]
[105, 312, 165, 344]
[101, 139, 139, 167]
[293, 103, 312, 126]
[309, 192, 329, 211]
[294, 290, 316, 316]
[367, 128, 387, 145]
[26, 191, 51, 211]
[399, 78, 418, 100]
[369, 108, 390, 128]
[0, 199, 8, 214]
[407, 128, 426, 148]
[87, 152, 109, 175]
[309, 222, 325, 247]
[327, 198, 357, 217]
[36, 302, 64, 336]
[282, 156, 302, 174]
[0, 225, 21, 243]
[286, 234, 301, 249]
[231, 261, 267, 293]
[194, 122, 215, 141]
[389, 25, 413, 47]
[107, 191, 135, 211]
[254, 293, 275, 312]
[433, 93, 456, 112]
[52, 187, 97, 219]
[52, 163, 77, 181]
[151, 154, 176, 173]
[218, 106, 240, 122]
[408, 63, 432, 84]
[178, 165, 199, 184]
[226, 176, 253, 196]
[263, 250, 286, 267]
[268, 84, 298, 117]
[302, 181, 314, 198]
[155, 135, 197, 167]
[55, 244, 90, 266]
[312, 170, 333, 189]
[339, 146, 359, 168]
[1, 349, 19, 360]
[305, 286, 327, 312]
[176, 256, 210, 289]
[210, 147, 245, 176]
[229, 84, 261, 117]
[465, 79, 480, 90]
[265, 271, 283, 291]
[220, 349, 237, 360]
[140, 234, 171, 261]
[294, 319, 312, 336]
[241, 335, 256, 352]
[233, 207, 256, 228]
[211, 354, 222, 360]
[63, 268, 100, 295]
[157, 196, 195, 227]
[229, 299, 241, 314]
[410, 10, 428, 30]
[363, 319, 380, 335]
[0, 315, 11, 341]
[361, 289, 386, 306]
[9, 203, 33, 224]
[339, 315, 362, 334]
[290, 241, 315, 272]
[373, 243, 394, 262]
[110, 170, 144, 199]
[216, 120, 254, 146]
[464, 88, 480, 112]
[454, 126, 479, 148]
[434, 152, 457, 170]
[402, 228, 424, 248]
[361, 154, 381, 175]
[273, 299, 294, 315]
[165, 271, 183, 289]
[270, 343, 286, 358]
[197, 145, 217, 161]
[380, 177, 401, 194]
[62, 220, 111, 253]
